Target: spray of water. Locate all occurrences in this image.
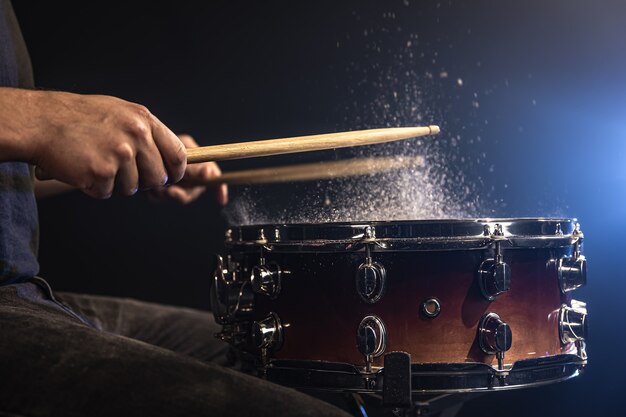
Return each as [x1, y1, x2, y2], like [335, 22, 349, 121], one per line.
[225, 6, 493, 225]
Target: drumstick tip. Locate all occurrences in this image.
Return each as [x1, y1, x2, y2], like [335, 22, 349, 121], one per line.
[428, 125, 440, 134]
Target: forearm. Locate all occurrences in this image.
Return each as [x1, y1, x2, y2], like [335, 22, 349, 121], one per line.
[0, 87, 43, 163]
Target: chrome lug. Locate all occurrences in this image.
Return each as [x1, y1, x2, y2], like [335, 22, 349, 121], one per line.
[478, 312, 513, 355]
[251, 263, 282, 298]
[357, 315, 387, 358]
[478, 259, 511, 301]
[211, 255, 254, 325]
[559, 255, 587, 292]
[356, 261, 386, 303]
[252, 312, 283, 349]
[559, 301, 588, 344]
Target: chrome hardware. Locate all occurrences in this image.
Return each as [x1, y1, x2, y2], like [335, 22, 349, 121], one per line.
[264, 354, 586, 393]
[274, 228, 281, 241]
[420, 297, 441, 318]
[210, 255, 254, 325]
[256, 228, 267, 244]
[356, 245, 386, 303]
[479, 313, 513, 354]
[211, 255, 234, 324]
[252, 312, 283, 349]
[478, 312, 512, 370]
[225, 228, 233, 242]
[558, 255, 587, 292]
[483, 223, 504, 239]
[356, 262, 386, 303]
[478, 259, 511, 300]
[572, 223, 583, 239]
[228, 219, 582, 253]
[555, 223, 563, 236]
[364, 225, 376, 240]
[478, 242, 511, 301]
[215, 323, 248, 345]
[558, 223, 586, 292]
[251, 263, 282, 299]
[559, 301, 588, 344]
[357, 315, 387, 370]
[484, 222, 504, 238]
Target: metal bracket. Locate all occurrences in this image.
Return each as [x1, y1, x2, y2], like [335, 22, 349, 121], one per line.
[383, 352, 413, 408]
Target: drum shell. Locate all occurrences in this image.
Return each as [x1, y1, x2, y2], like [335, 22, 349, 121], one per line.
[242, 246, 574, 368]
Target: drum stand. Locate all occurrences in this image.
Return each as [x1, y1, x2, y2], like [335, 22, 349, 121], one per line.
[365, 352, 480, 417]
[314, 352, 483, 417]
[348, 392, 480, 417]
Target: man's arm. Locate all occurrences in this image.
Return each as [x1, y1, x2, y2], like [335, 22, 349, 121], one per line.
[0, 87, 186, 198]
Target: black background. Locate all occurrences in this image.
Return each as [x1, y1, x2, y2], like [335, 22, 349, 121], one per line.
[13, 1, 626, 415]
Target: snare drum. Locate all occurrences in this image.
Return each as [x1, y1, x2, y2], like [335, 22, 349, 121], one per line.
[211, 219, 588, 395]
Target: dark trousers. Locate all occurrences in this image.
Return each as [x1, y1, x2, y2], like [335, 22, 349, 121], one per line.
[0, 279, 351, 417]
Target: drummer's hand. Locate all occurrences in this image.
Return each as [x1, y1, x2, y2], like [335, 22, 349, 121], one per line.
[149, 134, 228, 206]
[14, 90, 188, 198]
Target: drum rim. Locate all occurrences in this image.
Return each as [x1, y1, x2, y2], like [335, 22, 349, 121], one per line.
[226, 218, 582, 251]
[264, 353, 586, 394]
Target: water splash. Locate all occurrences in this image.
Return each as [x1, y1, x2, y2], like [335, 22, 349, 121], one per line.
[225, 6, 494, 225]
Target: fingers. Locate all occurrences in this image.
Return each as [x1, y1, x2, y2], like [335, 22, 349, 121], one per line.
[181, 161, 229, 206]
[82, 170, 115, 199]
[146, 156, 228, 206]
[150, 115, 187, 184]
[216, 183, 228, 206]
[176, 135, 228, 206]
[29, 94, 187, 200]
[177, 133, 198, 148]
[135, 145, 168, 189]
[160, 185, 206, 205]
[115, 157, 140, 196]
[180, 158, 223, 185]
[180, 163, 217, 186]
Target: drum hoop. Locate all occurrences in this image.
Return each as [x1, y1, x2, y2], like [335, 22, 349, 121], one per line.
[265, 354, 586, 394]
[226, 218, 581, 251]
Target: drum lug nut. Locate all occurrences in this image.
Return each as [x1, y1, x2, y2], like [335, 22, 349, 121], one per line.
[559, 255, 587, 292]
[478, 312, 512, 370]
[356, 261, 386, 303]
[211, 255, 253, 325]
[478, 259, 511, 301]
[252, 312, 283, 349]
[559, 226, 586, 292]
[356, 243, 386, 303]
[559, 301, 588, 344]
[251, 263, 282, 298]
[478, 241, 510, 301]
[357, 315, 387, 371]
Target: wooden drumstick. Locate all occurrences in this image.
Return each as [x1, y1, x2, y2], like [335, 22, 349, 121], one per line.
[186, 125, 439, 164]
[204, 155, 424, 186]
